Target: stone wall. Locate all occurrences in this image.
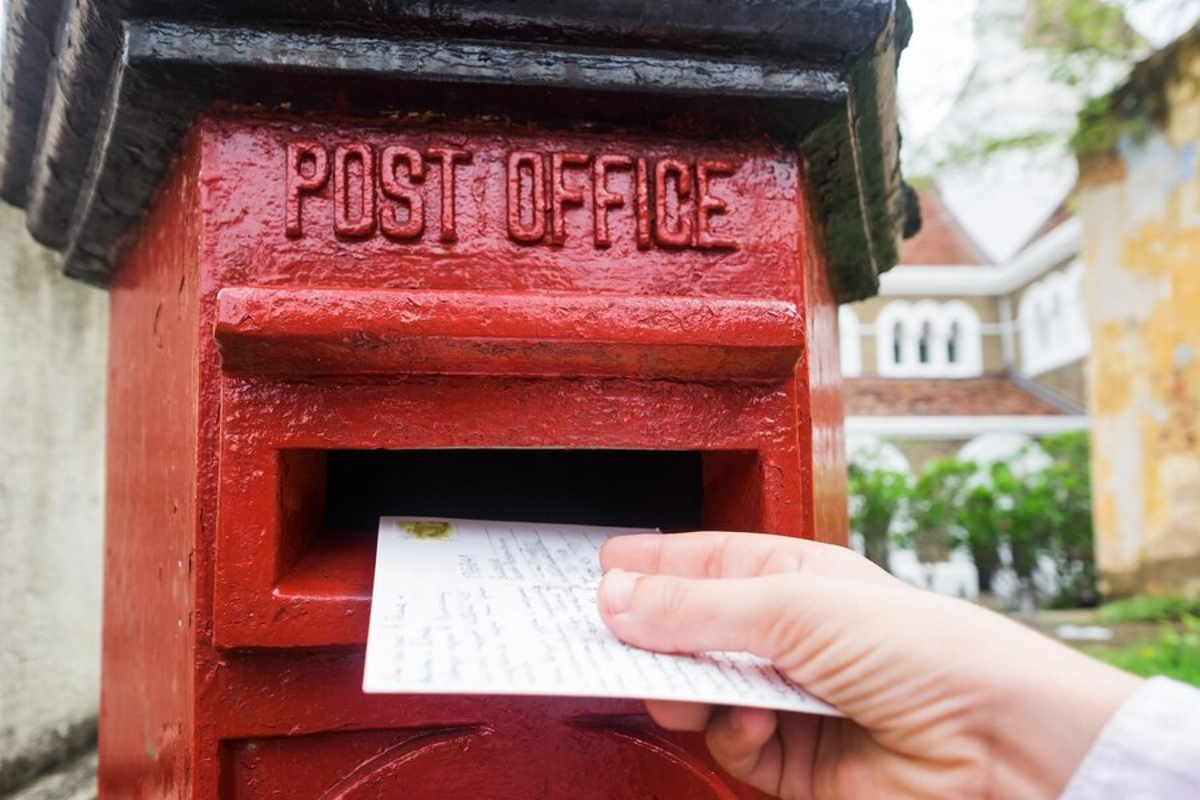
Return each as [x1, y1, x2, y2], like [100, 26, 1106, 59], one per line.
[0, 204, 108, 791]
[1076, 27, 1200, 597]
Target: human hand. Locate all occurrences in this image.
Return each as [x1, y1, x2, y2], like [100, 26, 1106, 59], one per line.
[597, 532, 1140, 799]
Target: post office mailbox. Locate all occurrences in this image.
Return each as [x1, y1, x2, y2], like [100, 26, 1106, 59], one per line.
[0, 2, 914, 796]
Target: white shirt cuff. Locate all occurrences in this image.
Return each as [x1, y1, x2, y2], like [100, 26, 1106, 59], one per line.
[1059, 676, 1200, 799]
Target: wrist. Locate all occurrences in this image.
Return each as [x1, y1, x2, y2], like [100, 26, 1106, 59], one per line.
[985, 633, 1141, 799]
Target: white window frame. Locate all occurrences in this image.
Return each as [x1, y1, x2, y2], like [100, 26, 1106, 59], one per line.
[875, 300, 983, 377]
[1018, 260, 1090, 377]
[838, 305, 863, 377]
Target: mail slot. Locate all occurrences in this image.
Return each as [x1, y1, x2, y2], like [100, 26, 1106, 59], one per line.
[1, 1, 913, 796]
[319, 449, 706, 529]
[214, 372, 795, 651]
[281, 448, 709, 596]
[234, 448, 753, 648]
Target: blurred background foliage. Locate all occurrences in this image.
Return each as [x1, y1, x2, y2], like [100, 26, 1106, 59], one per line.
[849, 431, 1096, 608]
[849, 432, 1199, 686]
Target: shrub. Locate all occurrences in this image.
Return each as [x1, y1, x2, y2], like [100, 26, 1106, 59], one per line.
[1098, 596, 1200, 624]
[847, 432, 1097, 607]
[1084, 616, 1200, 688]
[956, 482, 1004, 594]
[847, 464, 910, 571]
[907, 458, 975, 587]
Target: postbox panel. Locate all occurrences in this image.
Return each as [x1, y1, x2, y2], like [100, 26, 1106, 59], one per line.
[223, 718, 747, 799]
[200, 115, 804, 302]
[203, 669, 771, 796]
[87, 109, 844, 800]
[213, 287, 806, 380]
[213, 374, 806, 649]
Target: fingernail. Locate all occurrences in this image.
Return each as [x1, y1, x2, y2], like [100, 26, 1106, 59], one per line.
[603, 569, 637, 616]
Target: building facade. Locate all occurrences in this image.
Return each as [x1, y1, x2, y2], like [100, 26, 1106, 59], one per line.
[1075, 25, 1200, 598]
[840, 186, 1091, 597]
[842, 186, 1090, 475]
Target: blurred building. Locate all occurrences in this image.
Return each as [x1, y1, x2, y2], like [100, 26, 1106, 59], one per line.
[1075, 25, 1200, 598]
[839, 184, 1092, 598]
[841, 185, 1090, 475]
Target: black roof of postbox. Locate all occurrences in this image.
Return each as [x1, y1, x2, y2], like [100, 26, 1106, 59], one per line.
[0, 0, 917, 301]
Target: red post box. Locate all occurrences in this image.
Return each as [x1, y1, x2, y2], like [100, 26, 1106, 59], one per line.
[1, 2, 913, 796]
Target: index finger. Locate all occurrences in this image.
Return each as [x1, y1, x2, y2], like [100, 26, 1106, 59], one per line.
[600, 531, 896, 586]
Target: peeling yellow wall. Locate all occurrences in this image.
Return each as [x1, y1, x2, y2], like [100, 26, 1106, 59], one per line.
[1077, 34, 1200, 597]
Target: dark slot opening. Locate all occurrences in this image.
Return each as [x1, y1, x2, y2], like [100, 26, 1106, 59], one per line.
[274, 448, 760, 597]
[324, 449, 703, 530]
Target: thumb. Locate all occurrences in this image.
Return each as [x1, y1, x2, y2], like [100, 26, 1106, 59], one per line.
[598, 568, 840, 664]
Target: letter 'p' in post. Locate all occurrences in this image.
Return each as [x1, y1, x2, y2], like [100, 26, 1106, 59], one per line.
[507, 151, 547, 244]
[285, 141, 329, 238]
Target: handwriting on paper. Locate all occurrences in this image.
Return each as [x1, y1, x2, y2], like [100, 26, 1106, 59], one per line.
[364, 517, 841, 717]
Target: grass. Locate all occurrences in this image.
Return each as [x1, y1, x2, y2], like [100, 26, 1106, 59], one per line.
[1081, 615, 1200, 688]
[1096, 595, 1200, 624]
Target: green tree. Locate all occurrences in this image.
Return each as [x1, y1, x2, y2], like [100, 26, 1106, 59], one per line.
[847, 433, 1096, 608]
[848, 464, 910, 571]
[907, 0, 1161, 173]
[955, 482, 1004, 594]
[987, 461, 1046, 612]
[1038, 431, 1097, 606]
[907, 458, 976, 589]
[983, 431, 1096, 609]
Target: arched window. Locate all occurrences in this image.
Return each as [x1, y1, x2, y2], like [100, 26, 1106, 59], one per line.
[918, 321, 932, 364]
[876, 300, 983, 377]
[838, 306, 863, 377]
[1050, 291, 1066, 340]
[1018, 260, 1091, 376]
[875, 301, 913, 377]
[939, 301, 983, 377]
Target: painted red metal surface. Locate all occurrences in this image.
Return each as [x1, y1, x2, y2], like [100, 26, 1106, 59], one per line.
[99, 111, 848, 798]
[214, 288, 804, 379]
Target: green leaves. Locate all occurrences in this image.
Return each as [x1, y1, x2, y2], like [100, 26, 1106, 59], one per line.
[848, 463, 911, 570]
[908, 458, 976, 566]
[1028, 0, 1141, 58]
[846, 432, 1096, 605]
[1099, 595, 1200, 624]
[1085, 615, 1200, 687]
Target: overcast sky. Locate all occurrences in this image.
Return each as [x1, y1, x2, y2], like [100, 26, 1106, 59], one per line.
[896, 0, 1199, 262]
[1113, 0, 1200, 47]
[899, 0, 981, 144]
[899, 0, 1200, 149]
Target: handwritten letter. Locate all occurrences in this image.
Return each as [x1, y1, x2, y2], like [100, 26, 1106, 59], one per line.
[364, 518, 841, 716]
